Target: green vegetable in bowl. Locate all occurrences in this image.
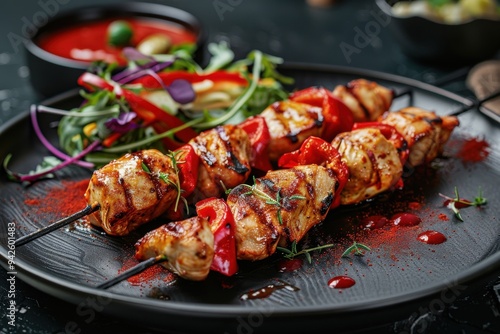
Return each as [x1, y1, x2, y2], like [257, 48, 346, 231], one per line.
[108, 20, 133, 46]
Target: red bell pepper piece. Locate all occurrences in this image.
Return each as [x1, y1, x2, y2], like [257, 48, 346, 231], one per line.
[120, 88, 198, 148]
[352, 122, 409, 165]
[133, 70, 248, 88]
[290, 87, 354, 142]
[77, 72, 118, 93]
[174, 144, 199, 198]
[278, 136, 349, 209]
[238, 116, 272, 172]
[196, 197, 238, 276]
[77, 72, 198, 150]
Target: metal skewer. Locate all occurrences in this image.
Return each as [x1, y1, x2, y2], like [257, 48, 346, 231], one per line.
[96, 254, 167, 289]
[16, 202, 100, 247]
[449, 90, 500, 116]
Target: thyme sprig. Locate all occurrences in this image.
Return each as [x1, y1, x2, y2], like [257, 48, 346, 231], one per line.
[239, 177, 306, 225]
[277, 240, 335, 264]
[341, 241, 371, 258]
[439, 186, 487, 222]
[141, 150, 187, 212]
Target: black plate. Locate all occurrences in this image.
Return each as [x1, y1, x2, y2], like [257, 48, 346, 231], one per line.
[1, 64, 500, 333]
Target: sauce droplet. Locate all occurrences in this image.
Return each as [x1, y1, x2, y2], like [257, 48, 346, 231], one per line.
[417, 230, 447, 244]
[328, 275, 356, 289]
[362, 215, 389, 230]
[391, 212, 422, 227]
[278, 258, 303, 272]
[240, 281, 300, 300]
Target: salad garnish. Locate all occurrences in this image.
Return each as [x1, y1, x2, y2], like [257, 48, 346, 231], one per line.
[3, 42, 292, 184]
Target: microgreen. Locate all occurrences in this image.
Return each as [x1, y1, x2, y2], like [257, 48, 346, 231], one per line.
[277, 240, 335, 264]
[239, 177, 306, 225]
[341, 241, 371, 258]
[439, 186, 487, 222]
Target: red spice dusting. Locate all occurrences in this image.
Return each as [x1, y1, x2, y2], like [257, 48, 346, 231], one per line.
[119, 258, 171, 286]
[408, 202, 422, 210]
[438, 213, 449, 221]
[24, 179, 89, 218]
[456, 137, 489, 162]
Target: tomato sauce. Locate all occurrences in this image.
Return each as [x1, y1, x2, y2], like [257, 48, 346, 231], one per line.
[37, 18, 197, 66]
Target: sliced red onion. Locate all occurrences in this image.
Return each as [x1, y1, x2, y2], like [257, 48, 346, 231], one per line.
[12, 140, 101, 184]
[166, 79, 196, 104]
[30, 105, 94, 169]
[104, 112, 139, 133]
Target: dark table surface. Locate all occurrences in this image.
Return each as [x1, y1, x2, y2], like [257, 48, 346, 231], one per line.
[1, 0, 500, 333]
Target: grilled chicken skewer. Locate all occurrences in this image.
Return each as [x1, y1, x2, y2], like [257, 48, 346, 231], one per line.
[15, 80, 452, 249]
[133, 107, 459, 281]
[135, 157, 347, 279]
[85, 82, 393, 236]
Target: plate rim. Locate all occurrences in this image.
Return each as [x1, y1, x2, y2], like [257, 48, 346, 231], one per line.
[1, 63, 499, 320]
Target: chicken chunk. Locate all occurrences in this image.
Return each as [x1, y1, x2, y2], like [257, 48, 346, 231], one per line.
[85, 149, 179, 236]
[135, 216, 214, 281]
[260, 100, 324, 162]
[227, 165, 337, 261]
[380, 107, 459, 167]
[333, 79, 393, 122]
[332, 128, 403, 205]
[189, 125, 252, 202]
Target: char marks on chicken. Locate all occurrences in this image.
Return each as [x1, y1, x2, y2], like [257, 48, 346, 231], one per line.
[189, 124, 252, 202]
[333, 79, 393, 122]
[260, 100, 324, 162]
[135, 216, 214, 281]
[332, 128, 403, 205]
[85, 149, 180, 236]
[227, 164, 338, 261]
[380, 107, 459, 167]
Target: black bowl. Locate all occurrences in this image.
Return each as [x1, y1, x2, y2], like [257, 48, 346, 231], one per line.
[25, 2, 205, 97]
[376, 0, 500, 66]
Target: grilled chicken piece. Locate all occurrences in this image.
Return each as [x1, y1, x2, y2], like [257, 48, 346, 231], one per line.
[135, 216, 214, 281]
[85, 149, 179, 236]
[332, 128, 403, 205]
[260, 100, 324, 162]
[189, 125, 252, 202]
[379, 107, 459, 167]
[332, 79, 393, 122]
[227, 165, 337, 261]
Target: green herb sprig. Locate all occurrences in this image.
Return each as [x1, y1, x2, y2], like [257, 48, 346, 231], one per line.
[341, 241, 371, 258]
[141, 150, 188, 213]
[277, 240, 335, 264]
[439, 186, 487, 222]
[239, 177, 305, 225]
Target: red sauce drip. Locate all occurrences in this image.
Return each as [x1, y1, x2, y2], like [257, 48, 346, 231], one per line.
[417, 230, 447, 244]
[328, 275, 356, 289]
[456, 137, 489, 162]
[37, 18, 197, 66]
[277, 258, 303, 272]
[240, 281, 300, 300]
[362, 215, 389, 230]
[391, 212, 422, 227]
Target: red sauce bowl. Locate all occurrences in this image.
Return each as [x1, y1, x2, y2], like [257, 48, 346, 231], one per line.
[25, 3, 205, 97]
